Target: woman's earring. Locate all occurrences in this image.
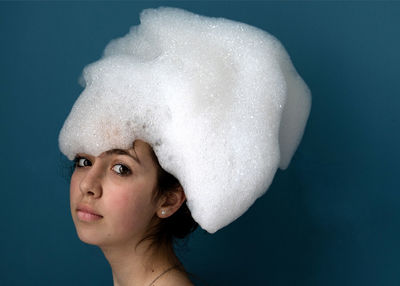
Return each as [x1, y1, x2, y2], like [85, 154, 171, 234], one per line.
[161, 209, 166, 215]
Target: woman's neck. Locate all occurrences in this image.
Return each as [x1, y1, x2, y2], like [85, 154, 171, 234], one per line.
[100, 240, 179, 286]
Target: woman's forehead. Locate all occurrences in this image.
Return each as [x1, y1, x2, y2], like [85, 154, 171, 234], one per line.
[78, 140, 153, 163]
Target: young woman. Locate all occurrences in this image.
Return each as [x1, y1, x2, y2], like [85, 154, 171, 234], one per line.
[70, 139, 198, 286]
[60, 6, 310, 286]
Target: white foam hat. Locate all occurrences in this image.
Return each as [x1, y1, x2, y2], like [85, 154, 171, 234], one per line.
[59, 7, 311, 233]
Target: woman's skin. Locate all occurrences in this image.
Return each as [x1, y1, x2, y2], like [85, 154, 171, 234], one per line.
[70, 140, 193, 286]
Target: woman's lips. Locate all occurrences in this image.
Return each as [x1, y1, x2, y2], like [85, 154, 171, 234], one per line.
[76, 205, 103, 222]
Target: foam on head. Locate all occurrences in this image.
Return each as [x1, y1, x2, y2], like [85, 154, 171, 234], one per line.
[59, 7, 311, 233]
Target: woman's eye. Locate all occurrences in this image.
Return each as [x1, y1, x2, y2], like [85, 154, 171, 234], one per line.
[74, 157, 92, 168]
[112, 164, 131, 176]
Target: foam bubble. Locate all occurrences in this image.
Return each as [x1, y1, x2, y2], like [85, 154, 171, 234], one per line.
[59, 7, 311, 233]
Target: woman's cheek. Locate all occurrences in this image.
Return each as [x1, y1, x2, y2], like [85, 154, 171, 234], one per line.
[69, 175, 80, 207]
[107, 187, 151, 229]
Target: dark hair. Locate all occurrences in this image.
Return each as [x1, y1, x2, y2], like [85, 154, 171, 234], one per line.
[137, 145, 198, 259]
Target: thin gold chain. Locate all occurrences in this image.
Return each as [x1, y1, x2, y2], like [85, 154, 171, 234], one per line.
[147, 264, 179, 286]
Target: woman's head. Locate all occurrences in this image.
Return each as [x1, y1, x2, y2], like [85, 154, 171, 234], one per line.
[69, 139, 197, 255]
[60, 8, 311, 234]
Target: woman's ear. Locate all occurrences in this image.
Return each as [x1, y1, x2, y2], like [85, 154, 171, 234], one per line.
[157, 186, 186, 218]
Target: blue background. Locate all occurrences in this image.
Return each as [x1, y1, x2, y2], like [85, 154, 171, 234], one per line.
[1, 1, 399, 285]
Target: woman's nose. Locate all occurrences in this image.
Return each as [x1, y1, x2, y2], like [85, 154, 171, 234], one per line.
[79, 168, 103, 198]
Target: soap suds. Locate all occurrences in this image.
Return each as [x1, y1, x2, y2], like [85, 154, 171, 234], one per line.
[59, 7, 311, 233]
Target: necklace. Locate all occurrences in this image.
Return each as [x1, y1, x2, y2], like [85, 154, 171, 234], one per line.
[147, 264, 179, 286]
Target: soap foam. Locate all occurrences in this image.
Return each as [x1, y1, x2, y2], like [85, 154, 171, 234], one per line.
[59, 7, 311, 233]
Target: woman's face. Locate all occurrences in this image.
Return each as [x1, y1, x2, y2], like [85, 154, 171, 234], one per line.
[69, 140, 160, 247]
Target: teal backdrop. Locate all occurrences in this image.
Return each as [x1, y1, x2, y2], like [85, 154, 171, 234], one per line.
[1, 1, 399, 285]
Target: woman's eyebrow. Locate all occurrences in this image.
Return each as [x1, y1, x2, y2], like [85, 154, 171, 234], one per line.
[105, 149, 142, 165]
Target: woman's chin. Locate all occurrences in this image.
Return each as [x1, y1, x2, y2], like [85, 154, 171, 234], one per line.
[75, 229, 104, 246]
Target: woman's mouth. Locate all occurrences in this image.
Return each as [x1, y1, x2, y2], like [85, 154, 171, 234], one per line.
[76, 205, 103, 222]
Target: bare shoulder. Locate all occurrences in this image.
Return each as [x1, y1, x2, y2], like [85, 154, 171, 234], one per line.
[154, 269, 194, 286]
